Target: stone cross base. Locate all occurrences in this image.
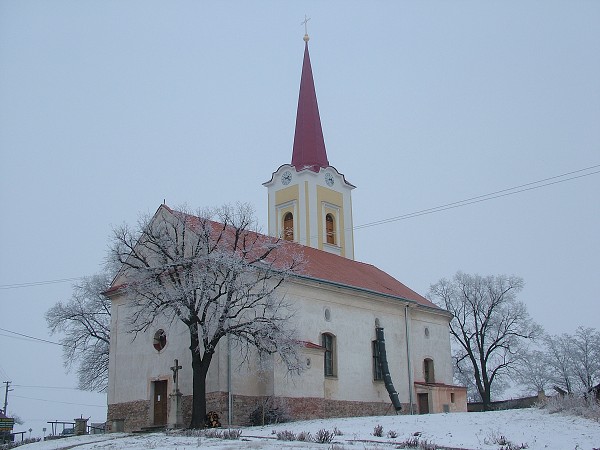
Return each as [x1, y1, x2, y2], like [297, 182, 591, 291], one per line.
[168, 390, 183, 429]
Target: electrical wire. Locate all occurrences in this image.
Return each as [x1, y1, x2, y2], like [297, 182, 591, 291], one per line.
[12, 385, 84, 391]
[354, 165, 600, 230]
[0, 163, 598, 290]
[0, 277, 83, 290]
[11, 394, 105, 408]
[0, 328, 65, 348]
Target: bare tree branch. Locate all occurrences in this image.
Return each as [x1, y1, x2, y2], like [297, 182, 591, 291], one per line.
[45, 272, 112, 392]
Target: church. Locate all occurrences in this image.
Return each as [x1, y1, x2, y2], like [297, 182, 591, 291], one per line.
[106, 33, 467, 431]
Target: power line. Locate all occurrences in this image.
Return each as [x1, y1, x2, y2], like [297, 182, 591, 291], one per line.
[0, 328, 65, 348]
[0, 163, 598, 290]
[11, 394, 105, 408]
[354, 164, 600, 230]
[12, 385, 84, 391]
[0, 277, 83, 290]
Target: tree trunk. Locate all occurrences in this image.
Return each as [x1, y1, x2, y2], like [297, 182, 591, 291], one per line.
[189, 327, 213, 428]
[481, 388, 492, 411]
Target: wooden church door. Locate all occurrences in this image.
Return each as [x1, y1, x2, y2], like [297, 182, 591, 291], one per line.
[417, 393, 430, 414]
[153, 380, 168, 425]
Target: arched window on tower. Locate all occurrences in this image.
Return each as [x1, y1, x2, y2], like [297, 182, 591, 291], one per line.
[283, 212, 294, 241]
[424, 358, 435, 384]
[325, 214, 335, 245]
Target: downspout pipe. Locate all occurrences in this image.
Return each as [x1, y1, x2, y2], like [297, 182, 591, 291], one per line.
[375, 327, 402, 412]
[227, 333, 233, 425]
[404, 304, 414, 415]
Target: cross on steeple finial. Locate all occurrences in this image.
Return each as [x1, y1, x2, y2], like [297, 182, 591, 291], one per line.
[301, 15, 311, 42]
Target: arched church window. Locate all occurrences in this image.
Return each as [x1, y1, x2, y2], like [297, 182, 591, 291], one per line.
[424, 358, 435, 383]
[283, 212, 294, 241]
[325, 214, 335, 245]
[322, 333, 336, 377]
[153, 329, 167, 352]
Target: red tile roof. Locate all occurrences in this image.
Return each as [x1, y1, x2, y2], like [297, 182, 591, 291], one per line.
[109, 205, 441, 312]
[165, 205, 440, 310]
[296, 244, 439, 309]
[300, 340, 324, 350]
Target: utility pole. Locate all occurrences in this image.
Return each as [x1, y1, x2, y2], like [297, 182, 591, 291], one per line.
[2, 381, 12, 416]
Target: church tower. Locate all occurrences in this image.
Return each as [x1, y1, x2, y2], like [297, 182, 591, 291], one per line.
[264, 33, 355, 259]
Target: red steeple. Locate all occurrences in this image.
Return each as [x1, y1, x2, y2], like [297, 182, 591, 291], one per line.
[291, 36, 329, 172]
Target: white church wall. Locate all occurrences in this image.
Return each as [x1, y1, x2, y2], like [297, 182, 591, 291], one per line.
[107, 270, 457, 416]
[273, 347, 324, 399]
[409, 309, 454, 385]
[283, 280, 415, 404]
[108, 297, 192, 405]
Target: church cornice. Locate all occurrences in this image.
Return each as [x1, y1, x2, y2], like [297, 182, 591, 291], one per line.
[289, 273, 452, 318]
[263, 163, 355, 189]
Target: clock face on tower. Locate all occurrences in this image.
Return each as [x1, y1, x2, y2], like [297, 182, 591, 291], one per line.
[325, 172, 334, 187]
[281, 170, 293, 185]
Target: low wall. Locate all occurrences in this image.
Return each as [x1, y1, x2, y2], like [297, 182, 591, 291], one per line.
[468, 392, 546, 412]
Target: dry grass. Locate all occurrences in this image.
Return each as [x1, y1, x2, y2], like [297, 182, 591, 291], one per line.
[545, 395, 600, 422]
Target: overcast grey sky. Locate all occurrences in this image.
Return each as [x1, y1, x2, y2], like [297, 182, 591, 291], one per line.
[1, 0, 598, 437]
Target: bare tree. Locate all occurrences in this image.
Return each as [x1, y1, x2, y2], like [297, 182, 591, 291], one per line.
[452, 355, 481, 402]
[109, 204, 304, 428]
[45, 273, 111, 392]
[544, 333, 577, 394]
[515, 349, 552, 395]
[544, 327, 600, 394]
[429, 272, 542, 410]
[570, 326, 600, 392]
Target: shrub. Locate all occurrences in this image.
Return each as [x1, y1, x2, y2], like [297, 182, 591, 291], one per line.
[202, 428, 222, 439]
[249, 396, 291, 425]
[397, 437, 420, 448]
[500, 444, 528, 450]
[0, 438, 41, 449]
[315, 429, 335, 444]
[419, 440, 440, 450]
[545, 394, 600, 422]
[296, 431, 313, 442]
[328, 445, 346, 450]
[276, 430, 296, 441]
[396, 437, 442, 449]
[221, 429, 242, 440]
[373, 424, 384, 437]
[484, 431, 528, 450]
[387, 429, 398, 438]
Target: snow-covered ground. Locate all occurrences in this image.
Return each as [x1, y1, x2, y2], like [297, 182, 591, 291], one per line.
[14, 408, 600, 450]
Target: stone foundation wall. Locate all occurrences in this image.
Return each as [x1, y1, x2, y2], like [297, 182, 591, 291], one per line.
[107, 400, 149, 432]
[107, 393, 407, 431]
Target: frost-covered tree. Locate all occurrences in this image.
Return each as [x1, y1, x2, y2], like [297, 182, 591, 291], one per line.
[45, 273, 111, 392]
[570, 326, 600, 392]
[515, 349, 552, 395]
[429, 272, 542, 410]
[544, 333, 577, 394]
[109, 204, 304, 428]
[544, 327, 600, 394]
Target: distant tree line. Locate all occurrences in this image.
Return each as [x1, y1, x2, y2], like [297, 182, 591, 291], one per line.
[517, 326, 600, 396]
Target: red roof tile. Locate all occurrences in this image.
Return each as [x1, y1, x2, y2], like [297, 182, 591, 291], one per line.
[165, 205, 440, 310]
[108, 205, 440, 312]
[296, 244, 439, 309]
